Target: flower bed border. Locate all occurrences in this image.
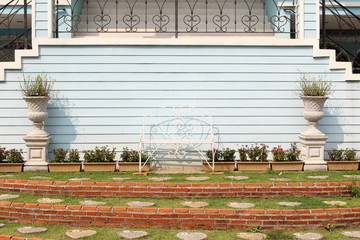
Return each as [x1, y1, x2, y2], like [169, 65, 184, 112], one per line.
[0, 179, 356, 199]
[0, 201, 360, 231]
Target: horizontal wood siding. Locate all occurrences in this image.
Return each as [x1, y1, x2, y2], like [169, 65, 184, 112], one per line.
[0, 45, 358, 160]
[304, 0, 317, 39]
[35, 0, 48, 38]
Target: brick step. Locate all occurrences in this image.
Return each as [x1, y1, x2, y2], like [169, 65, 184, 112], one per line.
[0, 179, 354, 199]
[0, 234, 54, 240]
[0, 201, 360, 231]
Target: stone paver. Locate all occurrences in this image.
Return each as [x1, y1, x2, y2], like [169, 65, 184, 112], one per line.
[0, 174, 15, 178]
[0, 194, 19, 200]
[307, 176, 329, 179]
[68, 178, 90, 181]
[65, 230, 97, 239]
[227, 202, 255, 208]
[181, 201, 209, 208]
[342, 231, 360, 238]
[269, 178, 290, 181]
[37, 198, 64, 204]
[80, 200, 107, 206]
[186, 177, 210, 181]
[127, 201, 155, 207]
[116, 230, 149, 239]
[277, 202, 301, 207]
[226, 176, 249, 180]
[237, 232, 267, 240]
[343, 175, 360, 179]
[17, 227, 48, 234]
[323, 201, 347, 206]
[30, 176, 52, 179]
[149, 177, 172, 181]
[293, 233, 323, 240]
[176, 232, 207, 240]
[111, 177, 131, 181]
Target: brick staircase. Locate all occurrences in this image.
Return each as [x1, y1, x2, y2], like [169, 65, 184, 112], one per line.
[0, 178, 359, 232]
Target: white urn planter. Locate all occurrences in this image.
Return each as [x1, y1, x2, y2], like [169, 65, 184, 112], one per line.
[23, 96, 51, 172]
[24, 96, 51, 137]
[299, 96, 328, 171]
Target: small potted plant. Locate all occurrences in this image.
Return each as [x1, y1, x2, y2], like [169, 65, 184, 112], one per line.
[237, 144, 270, 172]
[271, 143, 304, 171]
[83, 146, 117, 172]
[48, 148, 81, 172]
[327, 148, 359, 171]
[0, 147, 24, 172]
[119, 147, 151, 172]
[202, 148, 236, 172]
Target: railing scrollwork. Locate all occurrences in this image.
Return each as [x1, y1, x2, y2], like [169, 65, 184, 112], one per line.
[54, 0, 295, 37]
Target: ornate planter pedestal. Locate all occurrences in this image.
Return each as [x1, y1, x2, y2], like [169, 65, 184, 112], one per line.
[23, 96, 51, 172]
[299, 96, 328, 171]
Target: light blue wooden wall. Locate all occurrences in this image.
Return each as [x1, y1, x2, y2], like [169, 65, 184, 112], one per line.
[304, 0, 317, 39]
[35, 0, 49, 38]
[0, 45, 358, 160]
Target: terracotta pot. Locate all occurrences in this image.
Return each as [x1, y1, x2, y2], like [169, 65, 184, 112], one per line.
[118, 162, 151, 172]
[83, 162, 116, 172]
[202, 161, 235, 172]
[327, 161, 359, 171]
[0, 163, 23, 173]
[271, 161, 304, 171]
[236, 161, 270, 172]
[48, 163, 81, 172]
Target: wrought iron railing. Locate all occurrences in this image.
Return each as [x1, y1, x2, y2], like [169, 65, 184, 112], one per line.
[0, 28, 32, 61]
[0, 0, 32, 62]
[320, 0, 360, 73]
[55, 0, 295, 37]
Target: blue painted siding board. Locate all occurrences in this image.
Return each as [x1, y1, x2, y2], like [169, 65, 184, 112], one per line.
[1, 45, 359, 158]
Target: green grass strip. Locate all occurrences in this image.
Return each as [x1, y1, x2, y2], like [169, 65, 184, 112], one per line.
[2, 170, 360, 183]
[1, 191, 359, 209]
[0, 221, 359, 240]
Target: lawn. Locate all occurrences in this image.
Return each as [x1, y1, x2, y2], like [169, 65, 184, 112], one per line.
[1, 170, 360, 183]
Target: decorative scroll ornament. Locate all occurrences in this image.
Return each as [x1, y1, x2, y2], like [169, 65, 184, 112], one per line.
[183, 0, 201, 32]
[153, 0, 170, 32]
[270, 0, 288, 32]
[213, 0, 230, 32]
[63, 0, 81, 32]
[242, 0, 259, 32]
[94, 0, 111, 32]
[242, 15, 259, 32]
[64, 15, 81, 32]
[123, 0, 140, 32]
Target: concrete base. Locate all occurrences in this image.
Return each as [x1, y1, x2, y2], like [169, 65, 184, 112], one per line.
[23, 135, 50, 172]
[299, 128, 328, 172]
[23, 164, 49, 172]
[303, 162, 328, 171]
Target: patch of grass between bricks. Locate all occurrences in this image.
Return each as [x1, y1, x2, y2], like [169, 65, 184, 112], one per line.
[2, 170, 360, 183]
[1, 191, 359, 209]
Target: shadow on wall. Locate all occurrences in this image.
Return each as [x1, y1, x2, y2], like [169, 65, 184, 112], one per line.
[44, 91, 77, 162]
[320, 103, 345, 159]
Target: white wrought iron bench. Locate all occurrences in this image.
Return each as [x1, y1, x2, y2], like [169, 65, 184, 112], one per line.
[138, 105, 215, 172]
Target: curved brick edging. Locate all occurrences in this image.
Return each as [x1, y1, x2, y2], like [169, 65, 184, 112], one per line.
[0, 201, 360, 231]
[0, 179, 356, 199]
[0, 235, 55, 240]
